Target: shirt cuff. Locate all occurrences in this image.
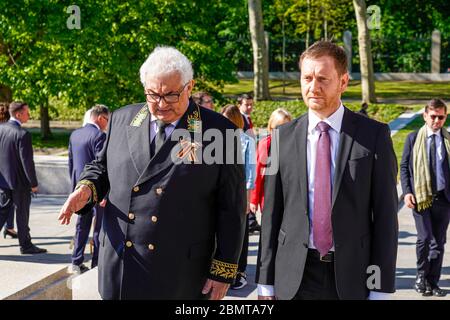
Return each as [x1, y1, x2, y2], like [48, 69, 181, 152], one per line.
[257, 284, 275, 296]
[368, 291, 391, 300]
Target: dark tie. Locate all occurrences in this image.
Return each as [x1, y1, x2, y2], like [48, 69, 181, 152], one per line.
[313, 121, 333, 257]
[247, 116, 254, 129]
[430, 134, 437, 194]
[152, 120, 169, 156]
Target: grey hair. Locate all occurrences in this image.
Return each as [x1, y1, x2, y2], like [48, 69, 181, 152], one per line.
[139, 46, 193, 87]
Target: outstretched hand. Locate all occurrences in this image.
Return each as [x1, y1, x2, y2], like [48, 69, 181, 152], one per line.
[58, 185, 92, 225]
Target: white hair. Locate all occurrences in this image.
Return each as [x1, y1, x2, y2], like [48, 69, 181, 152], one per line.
[139, 46, 193, 87]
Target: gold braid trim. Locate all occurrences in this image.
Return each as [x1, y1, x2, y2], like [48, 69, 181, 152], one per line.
[210, 259, 238, 280]
[76, 180, 98, 203]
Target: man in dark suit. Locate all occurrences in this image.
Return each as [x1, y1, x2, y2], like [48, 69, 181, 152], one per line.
[238, 93, 254, 136]
[58, 46, 246, 300]
[0, 101, 47, 254]
[68, 104, 109, 274]
[256, 41, 398, 300]
[400, 98, 450, 297]
[238, 94, 260, 234]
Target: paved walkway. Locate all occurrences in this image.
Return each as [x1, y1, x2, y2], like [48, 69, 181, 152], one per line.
[1, 195, 450, 299]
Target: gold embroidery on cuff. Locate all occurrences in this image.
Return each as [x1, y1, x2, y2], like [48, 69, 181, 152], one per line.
[76, 180, 98, 203]
[210, 259, 238, 280]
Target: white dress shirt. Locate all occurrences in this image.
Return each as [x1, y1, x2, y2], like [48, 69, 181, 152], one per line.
[426, 127, 445, 192]
[257, 103, 390, 300]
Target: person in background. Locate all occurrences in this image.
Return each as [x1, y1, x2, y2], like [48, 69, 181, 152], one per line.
[68, 104, 109, 274]
[192, 91, 214, 110]
[221, 104, 256, 290]
[237, 93, 260, 234]
[0, 101, 47, 254]
[82, 108, 93, 127]
[358, 102, 369, 117]
[400, 98, 450, 297]
[249, 108, 292, 216]
[0, 102, 17, 239]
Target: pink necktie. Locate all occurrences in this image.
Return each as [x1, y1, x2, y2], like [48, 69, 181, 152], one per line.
[313, 121, 333, 257]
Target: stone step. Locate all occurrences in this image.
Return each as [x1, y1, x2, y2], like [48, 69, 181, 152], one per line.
[4, 267, 72, 300]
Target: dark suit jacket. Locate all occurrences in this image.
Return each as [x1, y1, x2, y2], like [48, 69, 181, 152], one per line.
[0, 120, 38, 191]
[256, 107, 399, 300]
[76, 100, 246, 299]
[400, 130, 450, 202]
[68, 123, 106, 191]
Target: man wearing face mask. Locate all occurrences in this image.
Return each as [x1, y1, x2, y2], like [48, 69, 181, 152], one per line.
[68, 104, 109, 274]
[58, 46, 246, 300]
[401, 98, 450, 297]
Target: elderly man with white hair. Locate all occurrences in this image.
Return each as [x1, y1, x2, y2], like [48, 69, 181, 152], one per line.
[58, 46, 246, 300]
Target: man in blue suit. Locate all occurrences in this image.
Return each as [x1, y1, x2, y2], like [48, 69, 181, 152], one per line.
[68, 104, 109, 273]
[0, 101, 46, 254]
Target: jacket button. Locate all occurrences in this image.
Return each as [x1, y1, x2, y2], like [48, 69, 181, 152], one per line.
[125, 241, 133, 248]
[133, 186, 140, 192]
[155, 187, 163, 195]
[128, 213, 135, 220]
[151, 216, 158, 223]
[148, 244, 155, 250]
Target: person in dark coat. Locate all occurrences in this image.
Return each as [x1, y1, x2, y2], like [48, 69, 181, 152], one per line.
[256, 41, 398, 300]
[0, 101, 46, 254]
[0, 102, 17, 239]
[68, 104, 109, 274]
[400, 98, 450, 297]
[58, 46, 246, 300]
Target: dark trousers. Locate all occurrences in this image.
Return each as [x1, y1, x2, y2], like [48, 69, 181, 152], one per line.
[237, 216, 249, 273]
[293, 249, 339, 300]
[0, 187, 32, 249]
[71, 204, 104, 268]
[2, 204, 14, 230]
[413, 196, 450, 286]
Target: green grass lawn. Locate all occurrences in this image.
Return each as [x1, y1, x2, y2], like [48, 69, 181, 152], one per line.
[222, 80, 450, 100]
[30, 130, 72, 154]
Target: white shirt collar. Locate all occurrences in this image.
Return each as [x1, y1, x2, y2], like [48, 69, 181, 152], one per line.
[426, 126, 442, 138]
[10, 116, 22, 126]
[87, 121, 100, 131]
[308, 103, 345, 134]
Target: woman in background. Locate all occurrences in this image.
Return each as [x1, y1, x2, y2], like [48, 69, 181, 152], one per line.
[249, 108, 292, 215]
[221, 104, 256, 290]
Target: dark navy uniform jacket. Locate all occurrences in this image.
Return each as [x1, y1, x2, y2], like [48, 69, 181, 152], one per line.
[68, 123, 106, 191]
[76, 100, 246, 299]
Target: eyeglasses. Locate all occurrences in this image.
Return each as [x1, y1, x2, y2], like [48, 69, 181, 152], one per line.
[145, 82, 189, 104]
[430, 115, 446, 121]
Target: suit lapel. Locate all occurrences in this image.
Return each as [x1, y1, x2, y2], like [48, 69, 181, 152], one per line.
[294, 115, 309, 213]
[134, 102, 195, 187]
[126, 104, 151, 176]
[332, 107, 357, 208]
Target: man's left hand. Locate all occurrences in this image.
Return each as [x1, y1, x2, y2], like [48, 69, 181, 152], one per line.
[202, 279, 230, 300]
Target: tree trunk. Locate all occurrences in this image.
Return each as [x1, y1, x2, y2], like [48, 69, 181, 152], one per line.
[353, 0, 376, 103]
[0, 84, 12, 102]
[40, 101, 52, 139]
[248, 0, 270, 101]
